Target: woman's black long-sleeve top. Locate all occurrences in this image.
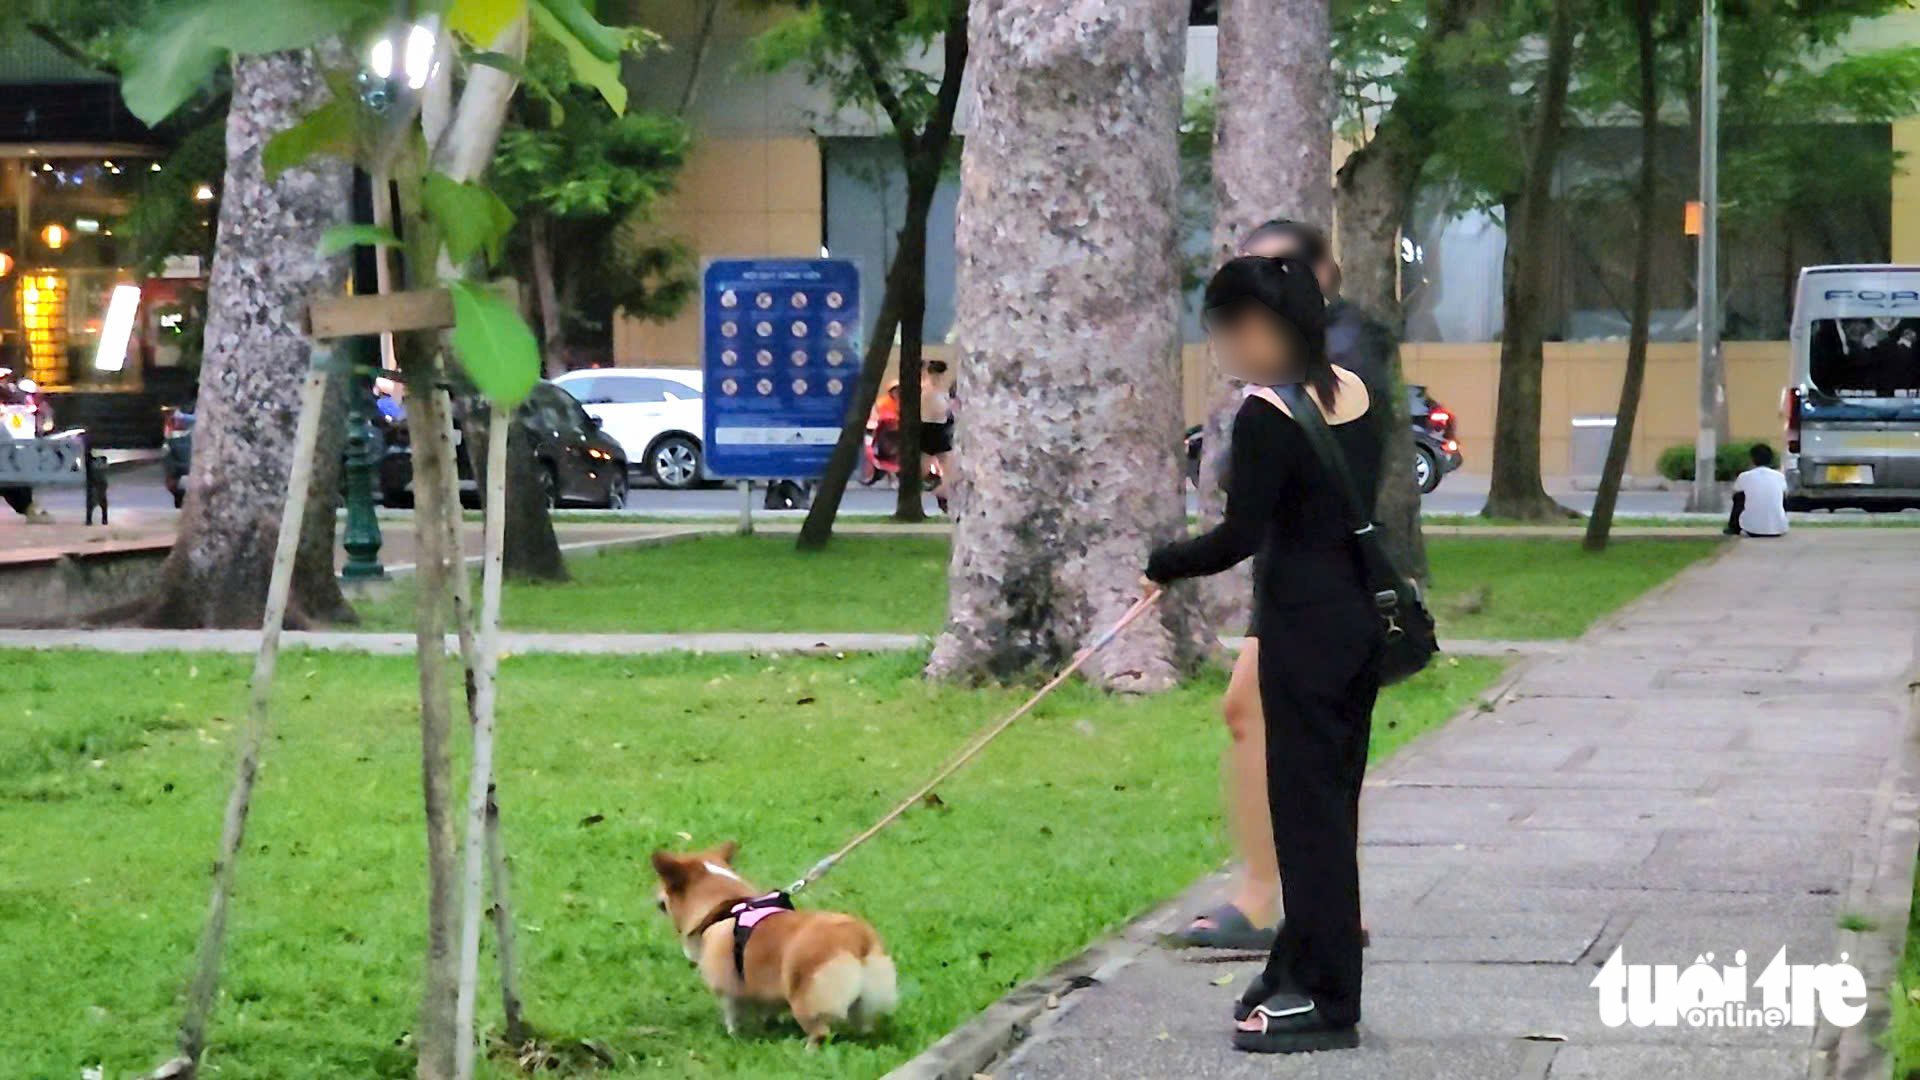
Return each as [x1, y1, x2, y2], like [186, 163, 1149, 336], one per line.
[1146, 390, 1382, 628]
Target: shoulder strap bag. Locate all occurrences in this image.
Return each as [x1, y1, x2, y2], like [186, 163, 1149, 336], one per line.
[1262, 383, 1439, 685]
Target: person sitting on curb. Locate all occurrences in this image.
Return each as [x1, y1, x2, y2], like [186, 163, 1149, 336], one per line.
[1725, 443, 1788, 538]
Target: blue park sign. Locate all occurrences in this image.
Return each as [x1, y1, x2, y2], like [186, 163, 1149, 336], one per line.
[701, 258, 862, 480]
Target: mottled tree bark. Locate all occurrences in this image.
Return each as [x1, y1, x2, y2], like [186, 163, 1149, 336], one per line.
[1196, 0, 1333, 626]
[1485, 0, 1577, 521]
[142, 50, 353, 629]
[928, 0, 1203, 691]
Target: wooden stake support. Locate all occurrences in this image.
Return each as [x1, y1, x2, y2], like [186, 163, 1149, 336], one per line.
[165, 356, 333, 1078]
[157, 298, 531, 1080]
[455, 405, 511, 1079]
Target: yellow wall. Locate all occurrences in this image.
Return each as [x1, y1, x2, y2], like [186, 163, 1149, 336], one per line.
[1179, 340, 1789, 477]
[1895, 116, 1920, 264]
[611, 136, 823, 367]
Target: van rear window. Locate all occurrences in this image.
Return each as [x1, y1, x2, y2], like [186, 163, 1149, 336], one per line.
[1810, 318, 1920, 398]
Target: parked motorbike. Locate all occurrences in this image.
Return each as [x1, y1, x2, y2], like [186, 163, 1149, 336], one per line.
[859, 417, 946, 510]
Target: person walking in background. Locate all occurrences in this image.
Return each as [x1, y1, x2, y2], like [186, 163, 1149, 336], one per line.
[921, 359, 955, 507]
[1147, 256, 1383, 1052]
[1726, 443, 1788, 538]
[1172, 219, 1386, 951]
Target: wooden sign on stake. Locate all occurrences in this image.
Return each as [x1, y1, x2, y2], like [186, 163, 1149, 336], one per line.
[306, 279, 522, 340]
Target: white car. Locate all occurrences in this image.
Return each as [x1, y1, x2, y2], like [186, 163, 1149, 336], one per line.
[552, 367, 706, 489]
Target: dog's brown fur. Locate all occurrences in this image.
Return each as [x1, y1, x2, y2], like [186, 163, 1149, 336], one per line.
[650, 843, 898, 1047]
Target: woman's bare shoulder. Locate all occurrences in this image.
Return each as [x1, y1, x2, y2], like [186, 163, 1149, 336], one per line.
[1324, 366, 1371, 425]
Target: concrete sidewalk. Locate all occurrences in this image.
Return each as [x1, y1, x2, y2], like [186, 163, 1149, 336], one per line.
[965, 531, 1920, 1080]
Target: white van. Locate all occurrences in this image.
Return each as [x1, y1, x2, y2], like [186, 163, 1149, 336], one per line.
[1783, 264, 1920, 511]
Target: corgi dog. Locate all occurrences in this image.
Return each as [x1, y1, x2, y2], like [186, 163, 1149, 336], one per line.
[650, 843, 899, 1047]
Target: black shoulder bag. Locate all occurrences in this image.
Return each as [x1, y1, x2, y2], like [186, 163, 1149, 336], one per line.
[1272, 383, 1439, 685]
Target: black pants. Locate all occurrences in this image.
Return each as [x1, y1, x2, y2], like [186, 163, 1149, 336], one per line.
[1256, 597, 1382, 1027]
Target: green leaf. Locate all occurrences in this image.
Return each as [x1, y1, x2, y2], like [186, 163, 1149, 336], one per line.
[447, 281, 540, 408]
[119, 0, 384, 126]
[529, 0, 626, 114]
[448, 0, 527, 47]
[263, 98, 357, 183]
[318, 224, 402, 257]
[422, 173, 517, 268]
[529, 0, 623, 62]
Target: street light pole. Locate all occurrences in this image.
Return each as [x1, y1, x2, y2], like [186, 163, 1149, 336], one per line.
[341, 169, 385, 581]
[1689, 0, 1725, 512]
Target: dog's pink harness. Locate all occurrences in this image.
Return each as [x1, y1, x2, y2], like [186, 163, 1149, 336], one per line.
[696, 891, 794, 978]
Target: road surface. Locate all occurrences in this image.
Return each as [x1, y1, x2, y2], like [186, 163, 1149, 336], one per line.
[21, 463, 1715, 527]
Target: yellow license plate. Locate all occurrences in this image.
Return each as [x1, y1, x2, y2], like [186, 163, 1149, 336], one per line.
[1824, 464, 1874, 485]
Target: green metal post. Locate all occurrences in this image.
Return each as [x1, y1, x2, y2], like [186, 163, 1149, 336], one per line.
[340, 335, 385, 581]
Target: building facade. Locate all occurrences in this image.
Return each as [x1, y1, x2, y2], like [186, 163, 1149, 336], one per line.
[615, 6, 1920, 477]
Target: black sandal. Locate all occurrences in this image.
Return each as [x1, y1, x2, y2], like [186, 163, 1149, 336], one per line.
[1232, 990, 1359, 1054]
[1165, 904, 1277, 950]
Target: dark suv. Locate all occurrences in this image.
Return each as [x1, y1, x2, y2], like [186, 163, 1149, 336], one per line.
[167, 382, 628, 510]
[1407, 384, 1463, 494]
[1183, 383, 1463, 494]
[382, 382, 629, 509]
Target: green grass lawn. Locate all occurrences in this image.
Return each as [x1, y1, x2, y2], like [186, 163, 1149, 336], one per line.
[1882, 873, 1920, 1074]
[354, 534, 1721, 642]
[1421, 512, 1920, 528]
[0, 648, 1502, 1080]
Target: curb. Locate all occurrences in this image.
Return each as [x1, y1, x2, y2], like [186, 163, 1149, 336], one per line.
[879, 659, 1539, 1080]
[1822, 620, 1920, 1080]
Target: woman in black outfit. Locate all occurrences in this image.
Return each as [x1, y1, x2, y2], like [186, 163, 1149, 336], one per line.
[1145, 256, 1384, 1053]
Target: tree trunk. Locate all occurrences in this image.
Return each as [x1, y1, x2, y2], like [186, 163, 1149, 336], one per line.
[927, 0, 1203, 691]
[1196, 0, 1333, 626]
[892, 180, 934, 521]
[1330, 0, 1500, 578]
[797, 279, 904, 549]
[474, 408, 568, 582]
[141, 49, 352, 629]
[403, 344, 461, 1080]
[530, 216, 564, 377]
[1484, 0, 1577, 522]
[796, 1, 967, 548]
[293, 367, 356, 623]
[1329, 0, 1495, 321]
[1585, 0, 1659, 552]
[507, 426, 567, 582]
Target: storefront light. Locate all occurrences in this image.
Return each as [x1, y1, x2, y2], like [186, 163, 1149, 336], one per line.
[95, 284, 142, 373]
[41, 224, 66, 250]
[0, 252, 13, 277]
[20, 272, 67, 385]
[75, 218, 100, 235]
